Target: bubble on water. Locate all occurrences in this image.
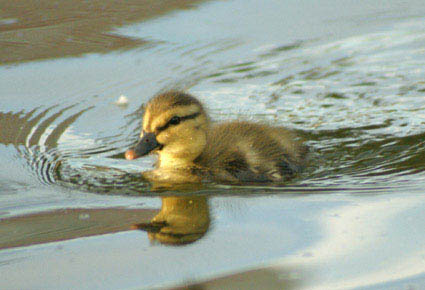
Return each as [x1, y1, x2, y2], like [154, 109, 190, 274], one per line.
[79, 213, 90, 220]
[114, 95, 129, 107]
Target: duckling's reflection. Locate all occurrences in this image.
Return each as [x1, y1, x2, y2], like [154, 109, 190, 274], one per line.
[133, 196, 210, 246]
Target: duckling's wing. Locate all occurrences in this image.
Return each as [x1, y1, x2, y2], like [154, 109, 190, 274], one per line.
[223, 151, 272, 182]
[198, 121, 307, 183]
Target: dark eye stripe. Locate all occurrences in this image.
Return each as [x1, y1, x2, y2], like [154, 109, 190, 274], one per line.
[156, 112, 200, 133]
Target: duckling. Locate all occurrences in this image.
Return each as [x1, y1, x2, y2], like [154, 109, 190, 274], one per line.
[125, 91, 307, 183]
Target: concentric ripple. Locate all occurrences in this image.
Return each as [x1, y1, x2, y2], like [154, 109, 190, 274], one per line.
[0, 101, 149, 193]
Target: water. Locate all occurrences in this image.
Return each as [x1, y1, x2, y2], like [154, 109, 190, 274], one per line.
[1, 0, 425, 289]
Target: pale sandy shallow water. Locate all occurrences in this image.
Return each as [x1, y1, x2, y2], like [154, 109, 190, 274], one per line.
[1, 0, 425, 289]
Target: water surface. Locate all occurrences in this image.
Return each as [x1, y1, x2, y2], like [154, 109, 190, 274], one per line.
[1, 0, 425, 289]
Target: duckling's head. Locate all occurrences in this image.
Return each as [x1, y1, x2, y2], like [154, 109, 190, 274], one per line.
[126, 91, 209, 168]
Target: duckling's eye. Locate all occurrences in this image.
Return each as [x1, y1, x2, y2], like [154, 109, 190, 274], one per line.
[169, 116, 181, 125]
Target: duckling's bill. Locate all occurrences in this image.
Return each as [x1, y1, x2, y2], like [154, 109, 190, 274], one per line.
[125, 132, 161, 160]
